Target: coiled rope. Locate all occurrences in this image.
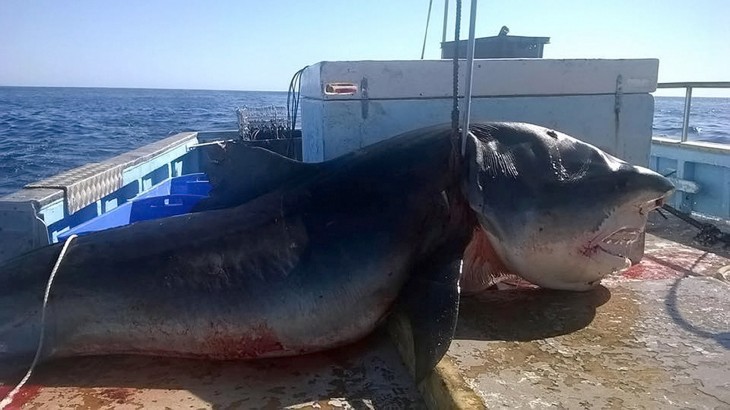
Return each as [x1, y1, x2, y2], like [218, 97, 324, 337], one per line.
[0, 234, 78, 410]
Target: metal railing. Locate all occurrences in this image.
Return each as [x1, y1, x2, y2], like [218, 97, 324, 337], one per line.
[656, 81, 730, 142]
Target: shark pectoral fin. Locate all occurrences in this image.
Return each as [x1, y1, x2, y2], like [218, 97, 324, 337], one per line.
[194, 142, 317, 212]
[388, 258, 461, 383]
[461, 227, 524, 294]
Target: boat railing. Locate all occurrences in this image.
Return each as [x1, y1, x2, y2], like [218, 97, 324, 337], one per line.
[650, 82, 730, 221]
[655, 81, 730, 142]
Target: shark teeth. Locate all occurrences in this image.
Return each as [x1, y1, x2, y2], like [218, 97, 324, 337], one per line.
[601, 228, 642, 243]
[581, 228, 643, 259]
[597, 228, 642, 258]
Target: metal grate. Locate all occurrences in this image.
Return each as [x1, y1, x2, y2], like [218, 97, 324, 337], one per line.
[236, 105, 289, 140]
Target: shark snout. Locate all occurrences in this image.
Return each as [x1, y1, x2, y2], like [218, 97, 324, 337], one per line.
[626, 164, 675, 202]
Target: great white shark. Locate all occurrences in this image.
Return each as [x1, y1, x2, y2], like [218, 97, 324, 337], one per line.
[0, 122, 673, 385]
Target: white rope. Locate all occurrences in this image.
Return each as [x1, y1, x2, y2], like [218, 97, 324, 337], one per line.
[0, 234, 78, 410]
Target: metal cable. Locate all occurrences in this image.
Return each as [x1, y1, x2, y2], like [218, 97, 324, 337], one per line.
[660, 204, 730, 248]
[287, 67, 307, 137]
[451, 0, 462, 136]
[460, 0, 478, 157]
[657, 172, 730, 248]
[285, 66, 307, 158]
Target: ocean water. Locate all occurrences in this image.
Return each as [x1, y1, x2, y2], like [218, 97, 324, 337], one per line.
[0, 87, 728, 197]
[652, 96, 730, 144]
[0, 87, 288, 196]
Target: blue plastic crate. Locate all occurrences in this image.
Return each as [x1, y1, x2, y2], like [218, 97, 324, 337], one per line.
[135, 173, 212, 200]
[129, 194, 207, 223]
[170, 173, 212, 197]
[57, 173, 212, 241]
[57, 202, 133, 241]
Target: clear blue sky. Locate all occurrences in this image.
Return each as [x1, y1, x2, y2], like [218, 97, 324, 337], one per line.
[1, 0, 728, 96]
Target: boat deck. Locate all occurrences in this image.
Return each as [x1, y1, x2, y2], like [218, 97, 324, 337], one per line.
[1, 213, 728, 409]
[0, 330, 424, 409]
[439, 212, 729, 409]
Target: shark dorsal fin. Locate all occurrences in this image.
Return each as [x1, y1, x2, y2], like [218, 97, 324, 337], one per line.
[193, 141, 317, 212]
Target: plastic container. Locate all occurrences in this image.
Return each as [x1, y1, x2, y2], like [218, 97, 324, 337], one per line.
[135, 173, 212, 200]
[57, 173, 212, 240]
[169, 173, 212, 197]
[129, 194, 207, 223]
[57, 202, 133, 241]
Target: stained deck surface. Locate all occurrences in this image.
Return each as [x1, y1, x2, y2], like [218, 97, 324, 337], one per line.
[443, 213, 730, 409]
[0, 329, 425, 409]
[1, 213, 728, 409]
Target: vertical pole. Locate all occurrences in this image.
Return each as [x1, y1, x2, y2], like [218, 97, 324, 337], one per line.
[460, 0, 478, 156]
[681, 86, 692, 142]
[421, 0, 434, 59]
[441, 0, 450, 48]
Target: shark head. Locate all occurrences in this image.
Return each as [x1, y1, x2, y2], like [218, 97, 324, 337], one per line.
[462, 122, 675, 291]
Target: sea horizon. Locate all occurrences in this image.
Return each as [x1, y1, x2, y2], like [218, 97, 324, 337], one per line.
[0, 86, 727, 196]
[0, 84, 289, 93]
[3, 84, 729, 100]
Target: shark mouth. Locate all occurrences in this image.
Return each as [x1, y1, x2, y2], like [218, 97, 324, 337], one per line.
[581, 228, 643, 259]
[581, 195, 667, 260]
[595, 228, 643, 258]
